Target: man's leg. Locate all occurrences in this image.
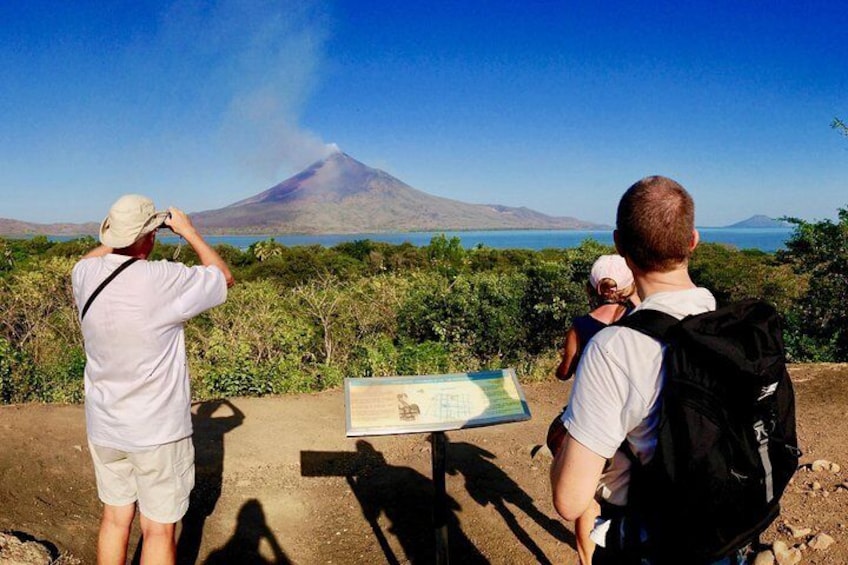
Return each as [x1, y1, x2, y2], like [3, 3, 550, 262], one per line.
[98, 502, 136, 565]
[139, 513, 177, 565]
[133, 437, 194, 565]
[89, 443, 138, 564]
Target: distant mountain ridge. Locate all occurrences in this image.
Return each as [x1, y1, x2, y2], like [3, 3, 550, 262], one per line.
[0, 151, 605, 236]
[725, 215, 791, 229]
[191, 151, 605, 234]
[0, 218, 98, 237]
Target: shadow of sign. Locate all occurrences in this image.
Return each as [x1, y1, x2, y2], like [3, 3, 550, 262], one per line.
[301, 440, 487, 564]
[446, 439, 576, 564]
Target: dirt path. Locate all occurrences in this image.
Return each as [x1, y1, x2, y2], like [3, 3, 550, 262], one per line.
[2, 364, 847, 564]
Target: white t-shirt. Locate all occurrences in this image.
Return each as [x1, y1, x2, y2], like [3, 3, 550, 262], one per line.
[72, 254, 227, 451]
[562, 287, 716, 505]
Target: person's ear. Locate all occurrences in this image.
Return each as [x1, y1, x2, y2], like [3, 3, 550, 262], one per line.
[613, 230, 623, 255]
[690, 229, 700, 252]
[613, 230, 637, 270]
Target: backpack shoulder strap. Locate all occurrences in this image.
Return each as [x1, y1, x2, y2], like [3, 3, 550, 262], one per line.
[613, 309, 678, 466]
[615, 308, 679, 341]
[80, 257, 139, 321]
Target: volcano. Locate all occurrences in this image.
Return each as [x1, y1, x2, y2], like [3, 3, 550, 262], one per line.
[190, 149, 603, 234]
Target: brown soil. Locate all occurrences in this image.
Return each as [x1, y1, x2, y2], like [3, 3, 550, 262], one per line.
[1, 364, 847, 564]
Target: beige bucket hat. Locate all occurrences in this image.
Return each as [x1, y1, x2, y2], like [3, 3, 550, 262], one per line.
[99, 194, 169, 249]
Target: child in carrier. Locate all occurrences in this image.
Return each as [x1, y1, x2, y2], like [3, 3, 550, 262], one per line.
[555, 254, 638, 381]
[548, 254, 637, 565]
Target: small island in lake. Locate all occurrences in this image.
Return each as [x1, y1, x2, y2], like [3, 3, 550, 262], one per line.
[724, 215, 791, 229]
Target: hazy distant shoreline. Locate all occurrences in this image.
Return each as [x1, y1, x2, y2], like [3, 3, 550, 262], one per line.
[22, 227, 792, 253]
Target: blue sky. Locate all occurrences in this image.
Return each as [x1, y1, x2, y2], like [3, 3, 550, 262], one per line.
[1, 1, 846, 226]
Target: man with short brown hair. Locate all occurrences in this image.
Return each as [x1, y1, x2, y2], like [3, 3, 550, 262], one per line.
[550, 176, 728, 563]
[614, 175, 696, 272]
[72, 194, 234, 565]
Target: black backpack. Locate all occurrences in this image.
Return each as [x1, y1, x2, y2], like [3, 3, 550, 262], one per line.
[615, 299, 801, 564]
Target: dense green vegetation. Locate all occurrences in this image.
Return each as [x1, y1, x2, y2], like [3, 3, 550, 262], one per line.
[0, 214, 843, 404]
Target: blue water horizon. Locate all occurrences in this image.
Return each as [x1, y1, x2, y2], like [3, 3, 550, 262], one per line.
[153, 227, 792, 253]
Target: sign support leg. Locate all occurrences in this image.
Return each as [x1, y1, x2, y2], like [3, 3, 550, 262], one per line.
[431, 431, 449, 565]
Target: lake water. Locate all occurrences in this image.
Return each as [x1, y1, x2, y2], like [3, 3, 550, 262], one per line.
[155, 227, 793, 252]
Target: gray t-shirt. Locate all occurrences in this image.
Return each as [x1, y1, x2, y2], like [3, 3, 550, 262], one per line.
[562, 287, 716, 505]
[72, 254, 227, 451]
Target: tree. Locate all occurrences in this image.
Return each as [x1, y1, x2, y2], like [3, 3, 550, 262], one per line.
[689, 243, 806, 313]
[778, 210, 848, 360]
[249, 238, 285, 262]
[426, 234, 467, 276]
[293, 275, 346, 366]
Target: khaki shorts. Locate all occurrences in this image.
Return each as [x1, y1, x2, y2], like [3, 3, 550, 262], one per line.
[89, 437, 195, 524]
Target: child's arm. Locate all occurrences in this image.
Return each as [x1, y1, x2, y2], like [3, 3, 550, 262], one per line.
[555, 327, 581, 380]
[574, 499, 601, 565]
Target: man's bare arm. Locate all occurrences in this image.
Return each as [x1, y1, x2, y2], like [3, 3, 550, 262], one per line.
[165, 207, 235, 287]
[550, 432, 607, 521]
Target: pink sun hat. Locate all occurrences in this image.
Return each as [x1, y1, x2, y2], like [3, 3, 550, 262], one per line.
[588, 254, 634, 292]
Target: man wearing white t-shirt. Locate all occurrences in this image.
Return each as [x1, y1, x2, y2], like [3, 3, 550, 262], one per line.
[72, 194, 234, 565]
[550, 177, 736, 564]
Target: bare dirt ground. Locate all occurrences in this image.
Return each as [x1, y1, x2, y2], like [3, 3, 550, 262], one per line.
[1, 364, 847, 564]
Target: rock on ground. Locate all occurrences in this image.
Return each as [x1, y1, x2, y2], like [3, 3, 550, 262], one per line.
[0, 532, 52, 565]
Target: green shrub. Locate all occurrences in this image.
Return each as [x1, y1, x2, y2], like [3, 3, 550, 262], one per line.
[0, 256, 81, 403]
[307, 363, 344, 390]
[398, 271, 528, 364]
[187, 280, 316, 397]
[781, 310, 838, 363]
[426, 234, 468, 277]
[34, 346, 85, 403]
[3, 227, 846, 403]
[510, 350, 560, 384]
[243, 244, 365, 286]
[0, 338, 31, 403]
[690, 244, 807, 312]
[519, 261, 586, 355]
[777, 210, 848, 360]
[44, 236, 98, 259]
[396, 340, 452, 376]
[348, 335, 399, 378]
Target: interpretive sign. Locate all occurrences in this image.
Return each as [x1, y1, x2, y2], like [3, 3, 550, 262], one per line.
[344, 368, 531, 437]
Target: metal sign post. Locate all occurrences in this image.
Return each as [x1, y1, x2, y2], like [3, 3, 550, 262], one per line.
[432, 431, 449, 565]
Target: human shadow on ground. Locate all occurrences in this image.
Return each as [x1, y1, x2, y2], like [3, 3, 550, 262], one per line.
[301, 439, 487, 564]
[445, 438, 576, 565]
[131, 400, 245, 565]
[176, 399, 245, 564]
[202, 498, 291, 564]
